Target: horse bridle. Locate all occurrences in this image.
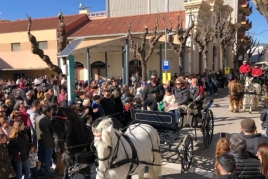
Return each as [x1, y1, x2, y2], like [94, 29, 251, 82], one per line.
[52, 116, 68, 143]
[93, 132, 121, 178]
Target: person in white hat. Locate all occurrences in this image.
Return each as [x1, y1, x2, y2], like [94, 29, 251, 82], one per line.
[239, 61, 251, 80]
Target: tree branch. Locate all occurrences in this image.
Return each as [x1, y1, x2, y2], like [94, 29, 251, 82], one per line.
[27, 15, 63, 75]
[57, 11, 68, 65]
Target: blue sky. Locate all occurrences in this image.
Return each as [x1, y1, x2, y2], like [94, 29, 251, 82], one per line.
[0, 0, 267, 43]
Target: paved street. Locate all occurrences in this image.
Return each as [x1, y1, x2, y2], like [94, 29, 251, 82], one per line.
[55, 89, 265, 179]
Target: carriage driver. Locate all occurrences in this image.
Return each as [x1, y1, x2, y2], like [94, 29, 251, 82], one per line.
[239, 60, 251, 80]
[251, 64, 263, 80]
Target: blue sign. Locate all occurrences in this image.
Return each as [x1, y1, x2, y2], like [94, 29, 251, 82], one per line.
[162, 60, 170, 71]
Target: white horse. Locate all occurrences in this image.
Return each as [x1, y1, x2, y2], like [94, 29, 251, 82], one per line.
[243, 77, 261, 113]
[92, 118, 161, 179]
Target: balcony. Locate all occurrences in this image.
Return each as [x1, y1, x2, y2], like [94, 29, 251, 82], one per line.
[240, 17, 252, 31]
[239, 0, 253, 16]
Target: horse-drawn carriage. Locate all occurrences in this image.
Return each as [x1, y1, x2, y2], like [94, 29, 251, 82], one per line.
[49, 97, 214, 178]
[131, 97, 214, 172]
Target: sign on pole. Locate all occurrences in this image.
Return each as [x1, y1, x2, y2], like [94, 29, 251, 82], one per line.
[162, 60, 170, 71]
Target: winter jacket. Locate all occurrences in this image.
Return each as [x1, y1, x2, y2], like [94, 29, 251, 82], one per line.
[174, 87, 190, 105]
[100, 98, 117, 116]
[240, 132, 268, 155]
[260, 108, 268, 128]
[91, 101, 104, 121]
[251, 68, 263, 77]
[0, 143, 15, 179]
[8, 131, 29, 162]
[143, 83, 165, 102]
[229, 152, 262, 179]
[239, 64, 251, 73]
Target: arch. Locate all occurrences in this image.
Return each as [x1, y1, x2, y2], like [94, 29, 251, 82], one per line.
[129, 59, 142, 79]
[91, 61, 106, 80]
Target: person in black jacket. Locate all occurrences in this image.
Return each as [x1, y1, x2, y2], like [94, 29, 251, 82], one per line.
[215, 153, 236, 179]
[260, 101, 268, 136]
[100, 90, 117, 116]
[8, 120, 30, 179]
[239, 118, 268, 155]
[228, 134, 262, 179]
[142, 73, 165, 111]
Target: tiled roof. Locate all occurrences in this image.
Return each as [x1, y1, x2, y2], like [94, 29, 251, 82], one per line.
[0, 14, 88, 34]
[69, 11, 185, 37]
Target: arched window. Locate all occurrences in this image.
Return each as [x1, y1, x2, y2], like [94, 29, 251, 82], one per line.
[91, 61, 106, 80]
[129, 59, 142, 77]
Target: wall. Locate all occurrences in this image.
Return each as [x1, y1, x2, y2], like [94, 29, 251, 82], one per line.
[0, 29, 58, 69]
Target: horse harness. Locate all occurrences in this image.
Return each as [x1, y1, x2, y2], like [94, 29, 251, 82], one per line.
[94, 124, 161, 176]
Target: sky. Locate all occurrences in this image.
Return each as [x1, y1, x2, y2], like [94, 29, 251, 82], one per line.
[0, 0, 267, 43]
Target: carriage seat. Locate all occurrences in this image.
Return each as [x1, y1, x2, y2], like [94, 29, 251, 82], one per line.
[131, 109, 178, 131]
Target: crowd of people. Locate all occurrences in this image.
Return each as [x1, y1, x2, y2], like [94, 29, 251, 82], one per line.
[0, 67, 267, 179]
[214, 117, 268, 179]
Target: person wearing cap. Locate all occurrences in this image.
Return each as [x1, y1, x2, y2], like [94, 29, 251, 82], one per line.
[251, 64, 263, 80]
[240, 118, 268, 155]
[239, 61, 251, 80]
[227, 134, 261, 178]
[216, 154, 236, 179]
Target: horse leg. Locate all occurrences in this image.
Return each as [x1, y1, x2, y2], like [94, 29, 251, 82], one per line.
[229, 97, 234, 112]
[242, 97, 246, 111]
[239, 96, 243, 109]
[234, 99, 239, 112]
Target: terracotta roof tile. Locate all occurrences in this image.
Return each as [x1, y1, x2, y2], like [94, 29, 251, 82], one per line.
[0, 14, 88, 34]
[69, 11, 185, 37]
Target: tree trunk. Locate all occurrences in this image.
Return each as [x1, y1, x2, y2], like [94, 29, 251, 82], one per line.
[220, 46, 224, 70]
[203, 51, 208, 71]
[179, 52, 183, 75]
[141, 60, 147, 81]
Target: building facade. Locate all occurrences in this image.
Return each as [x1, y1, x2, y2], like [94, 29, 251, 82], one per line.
[0, 0, 253, 84]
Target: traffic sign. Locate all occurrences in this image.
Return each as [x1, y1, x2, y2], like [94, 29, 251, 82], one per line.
[162, 60, 170, 71]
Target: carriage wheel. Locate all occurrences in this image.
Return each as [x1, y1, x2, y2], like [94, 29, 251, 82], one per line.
[190, 116, 198, 141]
[180, 135, 194, 172]
[202, 110, 214, 148]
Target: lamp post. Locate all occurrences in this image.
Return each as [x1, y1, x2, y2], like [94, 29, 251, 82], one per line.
[164, 28, 176, 82]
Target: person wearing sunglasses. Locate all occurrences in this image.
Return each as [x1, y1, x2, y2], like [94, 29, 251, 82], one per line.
[142, 73, 165, 111]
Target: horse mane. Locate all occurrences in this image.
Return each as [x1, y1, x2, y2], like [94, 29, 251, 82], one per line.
[92, 116, 123, 130]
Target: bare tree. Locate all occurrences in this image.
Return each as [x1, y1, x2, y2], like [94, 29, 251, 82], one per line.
[215, 15, 237, 69]
[57, 11, 68, 65]
[127, 16, 163, 81]
[247, 39, 258, 63]
[167, 15, 194, 74]
[257, 45, 267, 62]
[252, 0, 268, 22]
[27, 15, 63, 75]
[193, 28, 214, 72]
[232, 36, 254, 70]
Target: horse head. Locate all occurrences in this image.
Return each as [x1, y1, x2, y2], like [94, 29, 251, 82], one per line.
[48, 108, 72, 154]
[228, 80, 237, 95]
[92, 118, 115, 178]
[245, 77, 253, 92]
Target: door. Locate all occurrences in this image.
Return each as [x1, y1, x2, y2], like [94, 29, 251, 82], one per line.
[91, 61, 106, 80]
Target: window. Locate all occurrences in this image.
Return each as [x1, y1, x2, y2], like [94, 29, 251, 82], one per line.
[11, 43, 20, 52]
[38, 41, 48, 50]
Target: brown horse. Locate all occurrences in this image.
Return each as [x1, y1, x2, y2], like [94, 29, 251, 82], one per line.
[228, 80, 244, 112]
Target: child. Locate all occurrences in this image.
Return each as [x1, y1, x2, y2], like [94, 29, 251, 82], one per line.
[91, 95, 104, 121]
[28, 144, 41, 179]
[158, 87, 175, 112]
[0, 134, 15, 179]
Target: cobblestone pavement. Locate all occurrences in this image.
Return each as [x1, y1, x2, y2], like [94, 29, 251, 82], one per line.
[55, 88, 264, 179]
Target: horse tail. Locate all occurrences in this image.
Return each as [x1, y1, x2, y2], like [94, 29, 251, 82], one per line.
[148, 151, 161, 179]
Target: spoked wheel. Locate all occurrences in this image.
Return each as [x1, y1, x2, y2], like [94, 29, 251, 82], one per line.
[190, 115, 198, 140]
[202, 110, 214, 148]
[180, 135, 194, 172]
